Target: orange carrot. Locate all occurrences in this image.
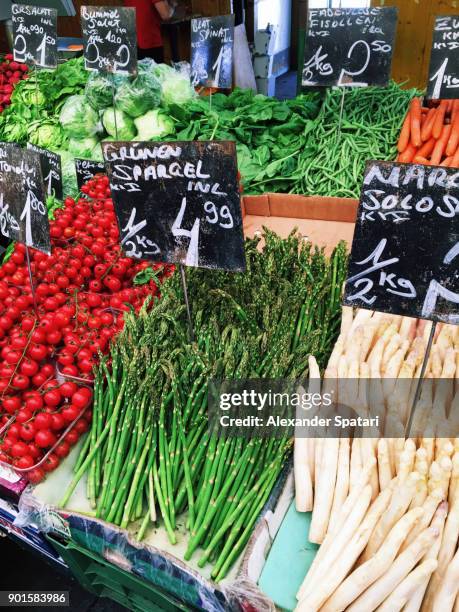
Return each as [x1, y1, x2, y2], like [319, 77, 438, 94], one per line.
[452, 99, 459, 122]
[447, 99, 454, 114]
[397, 110, 411, 153]
[440, 156, 453, 167]
[431, 124, 452, 165]
[410, 98, 422, 147]
[446, 110, 459, 156]
[433, 100, 448, 139]
[413, 155, 431, 165]
[421, 107, 437, 142]
[398, 143, 417, 163]
[417, 137, 436, 159]
[451, 147, 459, 168]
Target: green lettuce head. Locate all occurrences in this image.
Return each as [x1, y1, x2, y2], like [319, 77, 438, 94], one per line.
[59, 95, 101, 138]
[134, 109, 175, 140]
[102, 107, 136, 140]
[68, 135, 100, 158]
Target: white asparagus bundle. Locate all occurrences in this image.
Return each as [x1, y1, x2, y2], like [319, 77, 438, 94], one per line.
[293, 307, 459, 610]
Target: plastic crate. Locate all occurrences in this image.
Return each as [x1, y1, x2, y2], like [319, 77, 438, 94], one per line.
[47, 535, 194, 612]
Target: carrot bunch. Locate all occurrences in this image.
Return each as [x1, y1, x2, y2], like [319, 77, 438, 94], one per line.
[397, 98, 459, 168]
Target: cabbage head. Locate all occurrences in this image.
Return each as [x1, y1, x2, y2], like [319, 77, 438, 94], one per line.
[85, 73, 114, 110]
[161, 71, 195, 106]
[27, 120, 65, 149]
[134, 109, 175, 140]
[102, 107, 136, 140]
[11, 79, 46, 107]
[115, 72, 161, 118]
[68, 135, 100, 158]
[59, 95, 101, 138]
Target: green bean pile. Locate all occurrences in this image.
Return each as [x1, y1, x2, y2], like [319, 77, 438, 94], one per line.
[298, 82, 418, 198]
[60, 231, 348, 580]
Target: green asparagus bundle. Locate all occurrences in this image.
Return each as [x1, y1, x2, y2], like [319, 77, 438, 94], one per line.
[61, 230, 348, 580]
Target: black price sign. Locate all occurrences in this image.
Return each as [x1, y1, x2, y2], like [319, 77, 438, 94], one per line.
[81, 5, 137, 75]
[302, 7, 397, 88]
[75, 159, 106, 190]
[343, 161, 459, 324]
[27, 144, 62, 200]
[102, 141, 246, 271]
[0, 147, 50, 254]
[191, 15, 235, 89]
[427, 16, 459, 100]
[12, 4, 57, 68]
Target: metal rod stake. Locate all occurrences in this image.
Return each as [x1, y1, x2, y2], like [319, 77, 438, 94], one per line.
[406, 320, 437, 437]
[111, 74, 118, 139]
[25, 246, 38, 315]
[338, 87, 346, 135]
[180, 264, 194, 342]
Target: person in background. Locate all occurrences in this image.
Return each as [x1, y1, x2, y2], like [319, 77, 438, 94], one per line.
[123, 0, 182, 63]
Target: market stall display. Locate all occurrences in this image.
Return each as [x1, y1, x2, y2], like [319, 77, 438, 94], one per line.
[0, 175, 171, 482]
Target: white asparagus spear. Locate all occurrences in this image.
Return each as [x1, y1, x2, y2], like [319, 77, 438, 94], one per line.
[404, 501, 449, 612]
[347, 526, 439, 612]
[320, 508, 424, 612]
[378, 439, 394, 489]
[432, 546, 459, 612]
[296, 488, 391, 611]
[449, 452, 459, 506]
[401, 489, 444, 551]
[340, 306, 354, 338]
[350, 438, 363, 491]
[297, 461, 376, 599]
[361, 472, 420, 562]
[426, 496, 459, 612]
[308, 437, 339, 544]
[376, 559, 438, 612]
[328, 437, 350, 534]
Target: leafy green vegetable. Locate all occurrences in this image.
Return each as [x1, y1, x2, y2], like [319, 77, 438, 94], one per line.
[161, 70, 195, 107]
[60, 95, 102, 139]
[27, 119, 66, 149]
[134, 109, 174, 140]
[57, 149, 79, 198]
[11, 77, 46, 107]
[115, 72, 161, 117]
[68, 135, 100, 158]
[85, 73, 114, 110]
[102, 107, 136, 140]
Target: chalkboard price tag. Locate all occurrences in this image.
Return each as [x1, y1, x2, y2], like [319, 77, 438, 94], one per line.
[12, 3, 58, 68]
[343, 161, 459, 324]
[75, 159, 106, 190]
[426, 16, 459, 100]
[27, 144, 62, 200]
[0, 147, 50, 254]
[81, 5, 137, 75]
[102, 141, 246, 271]
[302, 7, 398, 88]
[191, 15, 235, 89]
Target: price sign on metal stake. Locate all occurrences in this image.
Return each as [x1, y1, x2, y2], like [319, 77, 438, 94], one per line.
[302, 7, 398, 88]
[343, 161, 459, 324]
[27, 144, 62, 200]
[81, 5, 137, 75]
[0, 147, 50, 254]
[12, 4, 58, 68]
[75, 159, 106, 190]
[191, 15, 235, 89]
[102, 141, 246, 271]
[426, 15, 459, 100]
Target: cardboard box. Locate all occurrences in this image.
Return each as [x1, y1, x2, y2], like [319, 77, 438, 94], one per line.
[242, 193, 358, 255]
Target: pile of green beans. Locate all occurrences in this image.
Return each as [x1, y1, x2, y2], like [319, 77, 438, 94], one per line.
[297, 82, 419, 198]
[60, 231, 348, 581]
